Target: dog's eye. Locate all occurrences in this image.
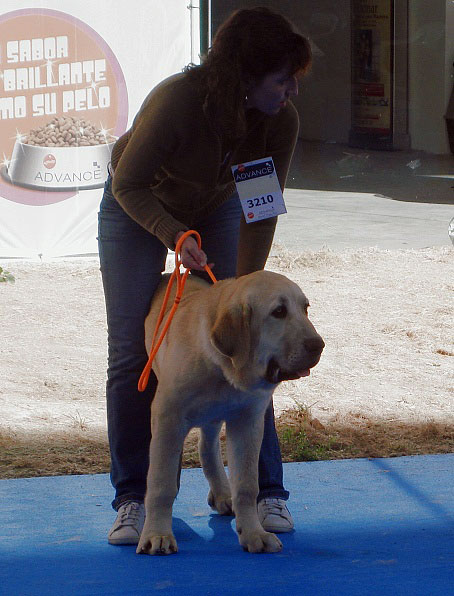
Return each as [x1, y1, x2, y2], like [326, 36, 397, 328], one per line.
[304, 303, 310, 315]
[271, 304, 287, 319]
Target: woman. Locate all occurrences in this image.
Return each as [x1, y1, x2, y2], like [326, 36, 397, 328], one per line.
[98, 6, 312, 545]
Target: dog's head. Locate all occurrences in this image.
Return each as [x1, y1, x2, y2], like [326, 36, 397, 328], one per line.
[210, 270, 324, 391]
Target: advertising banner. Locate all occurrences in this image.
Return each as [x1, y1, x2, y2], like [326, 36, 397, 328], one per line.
[0, 2, 191, 258]
[351, 0, 393, 137]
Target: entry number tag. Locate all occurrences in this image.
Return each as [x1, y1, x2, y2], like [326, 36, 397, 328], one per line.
[231, 156, 287, 223]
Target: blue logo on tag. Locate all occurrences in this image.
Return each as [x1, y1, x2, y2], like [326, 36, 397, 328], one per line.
[233, 160, 274, 182]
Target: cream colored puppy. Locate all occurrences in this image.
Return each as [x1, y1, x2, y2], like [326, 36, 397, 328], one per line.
[137, 270, 324, 556]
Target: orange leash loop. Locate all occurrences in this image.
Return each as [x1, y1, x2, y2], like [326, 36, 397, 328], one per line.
[138, 230, 217, 392]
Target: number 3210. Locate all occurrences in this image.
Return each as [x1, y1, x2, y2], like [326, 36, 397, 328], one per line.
[246, 194, 274, 208]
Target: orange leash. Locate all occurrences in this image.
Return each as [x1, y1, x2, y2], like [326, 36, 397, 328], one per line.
[138, 230, 217, 392]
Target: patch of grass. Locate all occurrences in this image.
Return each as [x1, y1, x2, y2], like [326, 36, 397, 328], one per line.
[0, 266, 15, 283]
[1, 407, 454, 479]
[64, 411, 89, 431]
[280, 427, 331, 461]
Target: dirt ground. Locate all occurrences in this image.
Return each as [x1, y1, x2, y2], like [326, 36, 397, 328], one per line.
[1, 244, 453, 444]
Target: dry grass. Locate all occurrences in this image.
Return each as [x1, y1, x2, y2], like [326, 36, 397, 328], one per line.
[0, 430, 111, 479]
[276, 406, 454, 461]
[1, 408, 453, 480]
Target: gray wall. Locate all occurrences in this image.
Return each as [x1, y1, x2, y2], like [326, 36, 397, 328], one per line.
[283, 1, 351, 143]
[409, 0, 451, 153]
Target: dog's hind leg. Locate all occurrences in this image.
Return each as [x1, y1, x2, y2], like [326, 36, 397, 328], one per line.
[199, 422, 233, 515]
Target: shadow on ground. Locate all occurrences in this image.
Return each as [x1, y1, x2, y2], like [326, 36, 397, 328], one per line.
[288, 140, 454, 205]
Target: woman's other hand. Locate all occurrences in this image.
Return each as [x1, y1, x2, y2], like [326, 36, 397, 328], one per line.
[175, 231, 213, 271]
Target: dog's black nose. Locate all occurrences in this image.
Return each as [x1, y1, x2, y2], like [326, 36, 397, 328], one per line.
[304, 335, 325, 354]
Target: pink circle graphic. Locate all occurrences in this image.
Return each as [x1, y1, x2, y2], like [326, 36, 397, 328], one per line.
[0, 8, 128, 206]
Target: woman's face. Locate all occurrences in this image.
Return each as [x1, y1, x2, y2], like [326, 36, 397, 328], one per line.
[246, 66, 299, 115]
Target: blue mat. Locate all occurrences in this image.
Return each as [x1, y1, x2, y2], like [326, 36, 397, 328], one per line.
[1, 455, 453, 595]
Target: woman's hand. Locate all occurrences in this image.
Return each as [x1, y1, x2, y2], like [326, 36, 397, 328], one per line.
[175, 231, 213, 271]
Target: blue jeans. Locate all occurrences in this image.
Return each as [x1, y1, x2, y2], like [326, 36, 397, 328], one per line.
[98, 175, 289, 510]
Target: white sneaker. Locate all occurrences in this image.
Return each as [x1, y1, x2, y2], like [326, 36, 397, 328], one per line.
[108, 501, 145, 545]
[258, 498, 294, 533]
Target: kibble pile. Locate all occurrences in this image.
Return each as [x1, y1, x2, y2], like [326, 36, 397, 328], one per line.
[23, 117, 116, 147]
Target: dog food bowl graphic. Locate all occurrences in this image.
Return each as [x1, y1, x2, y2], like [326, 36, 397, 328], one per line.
[2, 139, 116, 191]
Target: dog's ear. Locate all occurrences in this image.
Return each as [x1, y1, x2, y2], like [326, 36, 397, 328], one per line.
[210, 303, 254, 370]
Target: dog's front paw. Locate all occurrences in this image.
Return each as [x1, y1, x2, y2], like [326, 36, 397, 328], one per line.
[238, 529, 282, 554]
[207, 490, 233, 516]
[136, 533, 178, 556]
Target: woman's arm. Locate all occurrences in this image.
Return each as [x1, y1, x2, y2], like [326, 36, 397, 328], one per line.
[236, 215, 277, 277]
[112, 85, 189, 249]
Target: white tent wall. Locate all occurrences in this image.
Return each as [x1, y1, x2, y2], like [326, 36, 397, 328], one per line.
[0, 1, 194, 260]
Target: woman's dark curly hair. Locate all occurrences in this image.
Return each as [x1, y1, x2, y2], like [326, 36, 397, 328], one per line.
[186, 7, 312, 140]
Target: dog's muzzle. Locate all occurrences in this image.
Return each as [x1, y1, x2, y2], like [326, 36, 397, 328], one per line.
[265, 335, 325, 384]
